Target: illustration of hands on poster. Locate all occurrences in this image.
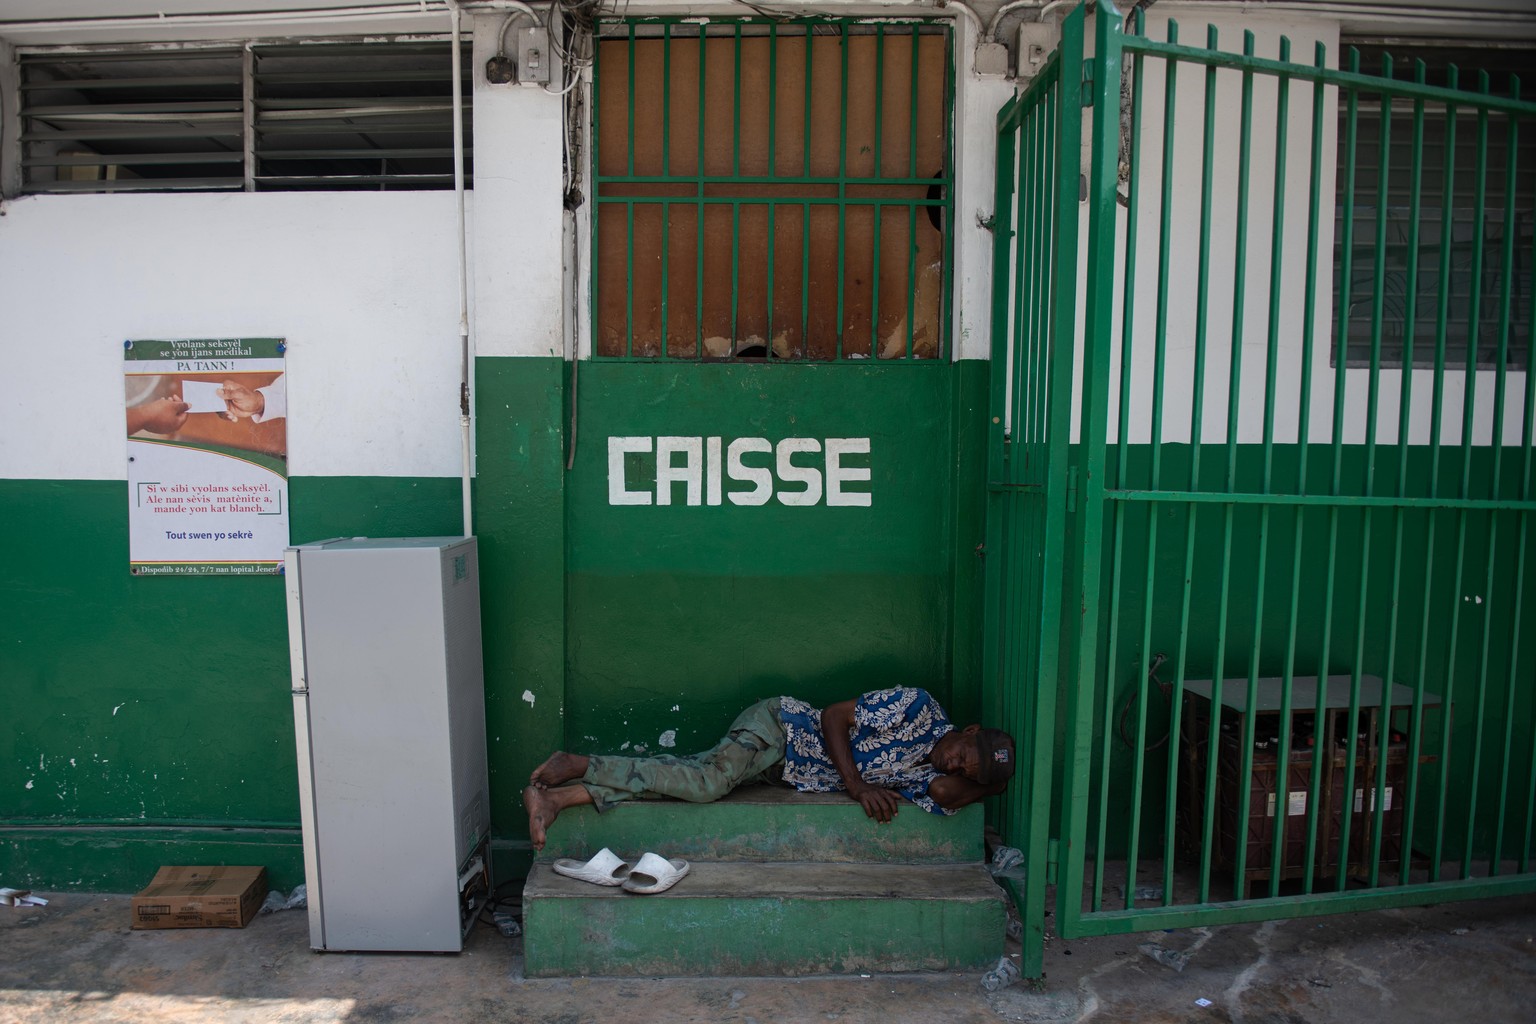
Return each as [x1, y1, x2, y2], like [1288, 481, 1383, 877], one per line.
[124, 339, 289, 576]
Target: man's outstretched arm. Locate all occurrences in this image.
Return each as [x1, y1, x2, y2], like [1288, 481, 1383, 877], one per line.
[927, 772, 1008, 811]
[821, 700, 903, 823]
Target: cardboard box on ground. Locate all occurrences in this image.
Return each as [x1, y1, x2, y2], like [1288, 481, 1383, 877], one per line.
[131, 866, 268, 929]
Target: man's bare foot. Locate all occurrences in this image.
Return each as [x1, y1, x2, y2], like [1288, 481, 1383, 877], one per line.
[523, 785, 556, 852]
[529, 750, 590, 789]
[522, 783, 594, 852]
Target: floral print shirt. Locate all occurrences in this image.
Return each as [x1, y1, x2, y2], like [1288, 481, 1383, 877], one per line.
[778, 686, 955, 815]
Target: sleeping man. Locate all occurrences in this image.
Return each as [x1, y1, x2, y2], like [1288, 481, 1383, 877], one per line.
[523, 686, 1016, 851]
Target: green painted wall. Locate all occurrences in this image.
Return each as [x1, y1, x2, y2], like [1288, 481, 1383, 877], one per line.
[2, 357, 990, 892]
[0, 476, 462, 890]
[12, 360, 1520, 893]
[472, 357, 991, 821]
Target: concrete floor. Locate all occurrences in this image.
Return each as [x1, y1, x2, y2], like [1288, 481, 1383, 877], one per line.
[2, 888, 1534, 1023]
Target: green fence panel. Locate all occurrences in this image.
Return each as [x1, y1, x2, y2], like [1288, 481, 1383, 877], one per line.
[987, 0, 1536, 975]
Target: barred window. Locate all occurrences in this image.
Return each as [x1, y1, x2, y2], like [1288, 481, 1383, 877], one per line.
[593, 20, 954, 361]
[1334, 45, 1535, 371]
[19, 40, 471, 193]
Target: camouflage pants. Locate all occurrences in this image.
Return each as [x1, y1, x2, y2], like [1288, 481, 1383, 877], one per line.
[580, 697, 787, 812]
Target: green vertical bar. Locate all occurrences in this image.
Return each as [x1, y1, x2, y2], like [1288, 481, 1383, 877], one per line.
[590, 29, 602, 358]
[767, 24, 778, 176]
[1057, 0, 1118, 937]
[698, 25, 708, 178]
[909, 23, 919, 180]
[874, 25, 885, 178]
[663, 25, 672, 177]
[1263, 37, 1295, 898]
[1227, 33, 1267, 902]
[983, 92, 1017, 793]
[801, 28, 813, 355]
[625, 200, 635, 357]
[927, 26, 952, 362]
[1207, 29, 1264, 905]
[1381, 61, 1427, 886]
[836, 23, 849, 359]
[906, 202, 918, 359]
[1459, 73, 1493, 880]
[766, 202, 777, 353]
[696, 27, 708, 359]
[1227, 31, 1256, 482]
[731, 201, 741, 350]
[732, 25, 742, 178]
[1322, 53, 1361, 887]
[1296, 42, 1328, 894]
[1351, 54, 1400, 890]
[983, 87, 1022, 964]
[801, 200, 810, 349]
[1428, 65, 1462, 883]
[804, 26, 814, 178]
[1130, 16, 1179, 907]
[660, 200, 671, 358]
[1189, 24, 1226, 902]
[1332, 52, 1360, 488]
[627, 24, 636, 179]
[870, 202, 882, 355]
[1364, 56, 1395, 486]
[904, 23, 921, 359]
[1488, 81, 1522, 876]
[1521, 183, 1536, 875]
[1096, 14, 1147, 912]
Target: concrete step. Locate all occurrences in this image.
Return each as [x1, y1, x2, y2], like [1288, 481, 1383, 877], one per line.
[522, 860, 1006, 977]
[539, 784, 984, 864]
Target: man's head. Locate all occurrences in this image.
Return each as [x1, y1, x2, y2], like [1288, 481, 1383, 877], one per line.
[931, 724, 1017, 787]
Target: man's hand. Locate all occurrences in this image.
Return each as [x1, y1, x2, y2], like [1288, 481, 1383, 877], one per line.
[217, 380, 265, 421]
[822, 700, 905, 823]
[850, 783, 901, 823]
[127, 396, 189, 435]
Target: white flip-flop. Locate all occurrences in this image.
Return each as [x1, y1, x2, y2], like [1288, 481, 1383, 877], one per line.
[621, 852, 690, 895]
[551, 847, 631, 886]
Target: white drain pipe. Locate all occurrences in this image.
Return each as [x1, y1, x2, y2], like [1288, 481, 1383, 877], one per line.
[449, 0, 473, 538]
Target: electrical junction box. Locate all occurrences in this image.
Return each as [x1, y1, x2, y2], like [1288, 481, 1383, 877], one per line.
[974, 41, 1009, 79]
[1016, 21, 1061, 81]
[518, 25, 551, 85]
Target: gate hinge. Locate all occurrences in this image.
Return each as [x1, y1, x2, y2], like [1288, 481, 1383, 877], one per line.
[1082, 58, 1096, 106]
[1066, 465, 1079, 512]
[1046, 838, 1060, 885]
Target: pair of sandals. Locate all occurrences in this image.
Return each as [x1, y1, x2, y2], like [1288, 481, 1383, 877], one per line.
[551, 847, 691, 895]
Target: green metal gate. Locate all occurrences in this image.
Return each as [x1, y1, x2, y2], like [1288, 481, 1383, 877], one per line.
[987, 0, 1536, 978]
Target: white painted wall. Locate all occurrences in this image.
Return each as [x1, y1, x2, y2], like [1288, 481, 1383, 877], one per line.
[1097, 8, 1528, 447]
[468, 10, 565, 359]
[0, 11, 571, 483]
[0, 191, 468, 479]
[953, 16, 1019, 363]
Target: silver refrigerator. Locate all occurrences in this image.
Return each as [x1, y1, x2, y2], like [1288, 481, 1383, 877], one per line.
[284, 537, 491, 952]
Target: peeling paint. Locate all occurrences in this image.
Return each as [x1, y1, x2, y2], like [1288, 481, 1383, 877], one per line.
[522, 689, 536, 706]
[659, 730, 677, 748]
[25, 780, 34, 789]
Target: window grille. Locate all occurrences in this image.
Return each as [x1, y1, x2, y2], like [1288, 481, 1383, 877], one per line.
[592, 19, 954, 361]
[19, 40, 471, 194]
[1334, 45, 1535, 371]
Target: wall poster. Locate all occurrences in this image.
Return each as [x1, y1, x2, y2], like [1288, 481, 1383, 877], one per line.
[124, 338, 289, 576]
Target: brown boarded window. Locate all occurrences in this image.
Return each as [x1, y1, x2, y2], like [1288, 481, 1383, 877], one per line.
[593, 20, 953, 360]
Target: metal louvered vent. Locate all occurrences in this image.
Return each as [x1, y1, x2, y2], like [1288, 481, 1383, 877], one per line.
[19, 40, 471, 194]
